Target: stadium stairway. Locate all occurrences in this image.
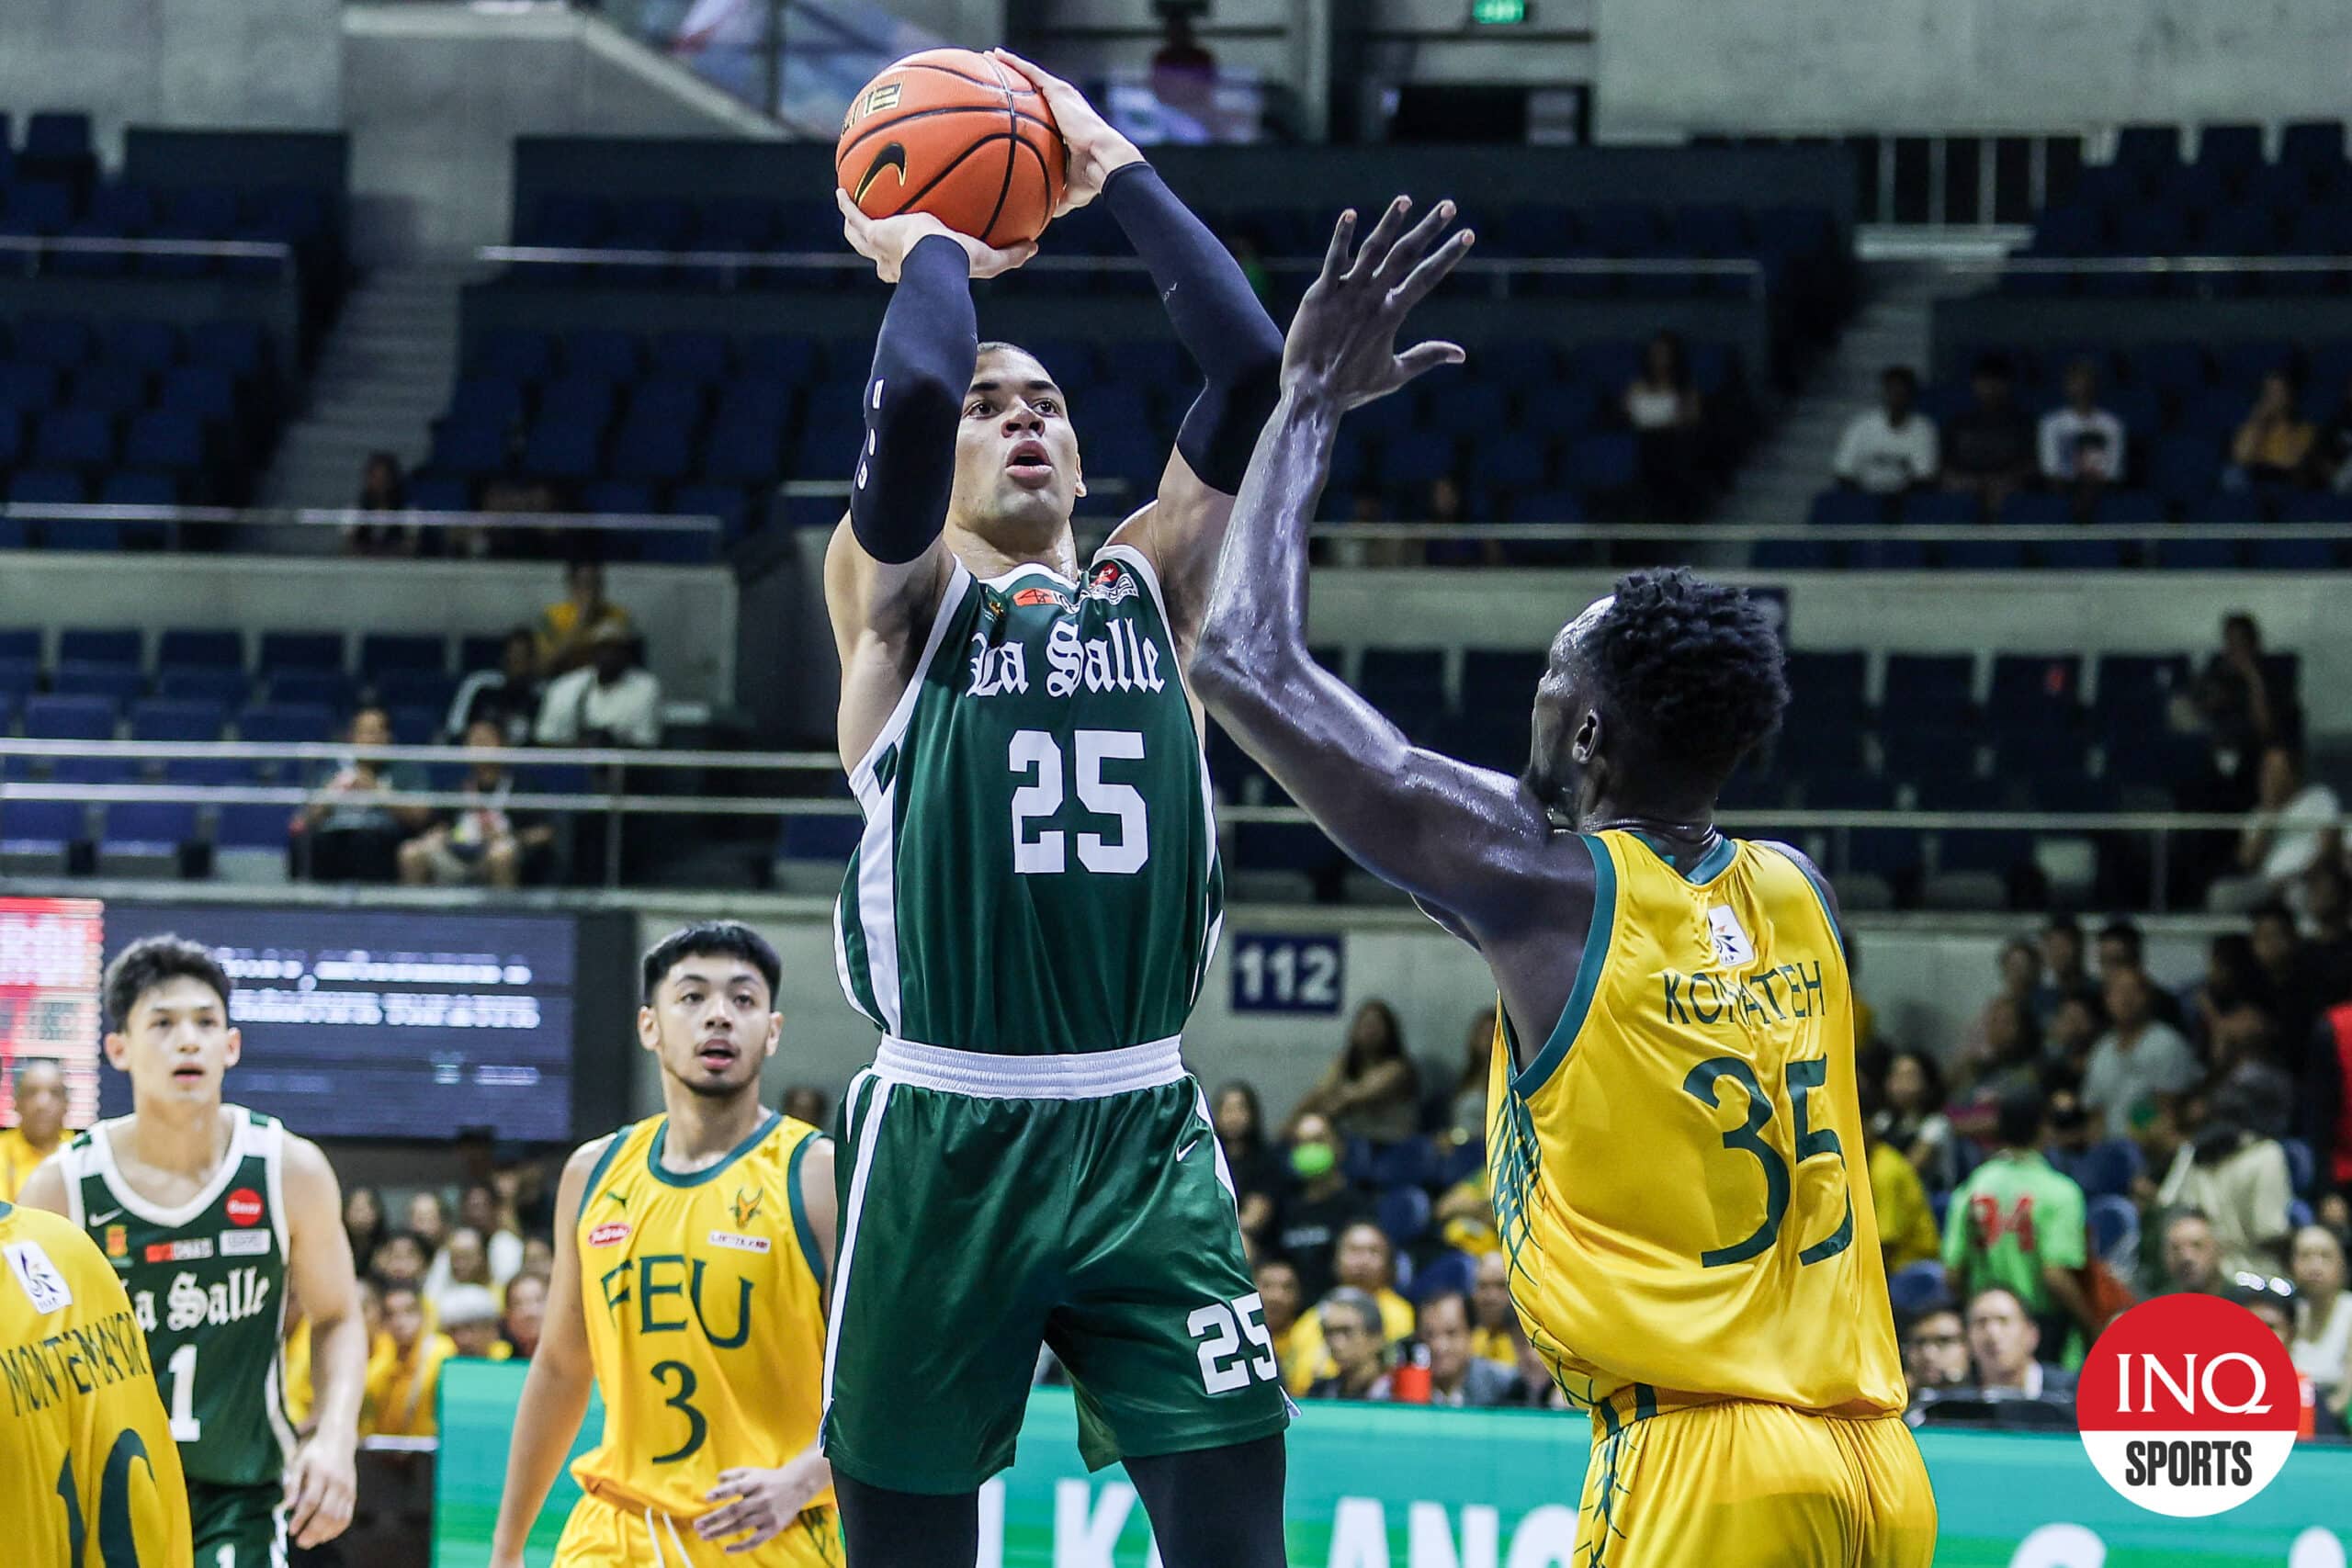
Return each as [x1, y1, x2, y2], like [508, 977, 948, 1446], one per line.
[1715, 262, 1952, 525]
[257, 261, 477, 511]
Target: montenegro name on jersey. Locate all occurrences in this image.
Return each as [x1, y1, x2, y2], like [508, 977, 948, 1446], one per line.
[572, 1112, 831, 1520]
[1487, 830, 1906, 1420]
[0, 1199, 194, 1567]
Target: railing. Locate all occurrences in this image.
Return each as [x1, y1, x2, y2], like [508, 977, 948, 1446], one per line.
[0, 234, 296, 276]
[0, 739, 2321, 909]
[0, 504, 724, 553]
[475, 243, 1772, 299]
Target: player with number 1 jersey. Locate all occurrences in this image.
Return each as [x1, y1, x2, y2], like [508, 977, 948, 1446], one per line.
[821, 51, 1290, 1568]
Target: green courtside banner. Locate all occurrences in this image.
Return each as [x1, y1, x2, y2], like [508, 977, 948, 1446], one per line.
[433, 1362, 2351, 1566]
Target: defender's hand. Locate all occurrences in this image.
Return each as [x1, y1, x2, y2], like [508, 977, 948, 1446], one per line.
[284, 1431, 358, 1547]
[1282, 197, 1475, 411]
[695, 1453, 832, 1552]
[836, 191, 1036, 283]
[989, 49, 1142, 215]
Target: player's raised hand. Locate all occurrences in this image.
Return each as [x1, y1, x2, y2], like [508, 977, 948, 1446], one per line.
[283, 1430, 358, 1547]
[695, 1451, 832, 1552]
[989, 49, 1142, 216]
[836, 189, 1036, 283]
[1281, 196, 1474, 411]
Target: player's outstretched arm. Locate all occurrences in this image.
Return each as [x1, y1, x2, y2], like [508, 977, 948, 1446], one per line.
[827, 200, 1033, 769]
[281, 1134, 365, 1547]
[490, 1137, 609, 1568]
[994, 50, 1284, 649]
[1193, 201, 1558, 938]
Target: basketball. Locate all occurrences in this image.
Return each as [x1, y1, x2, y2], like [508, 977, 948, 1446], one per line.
[835, 48, 1067, 250]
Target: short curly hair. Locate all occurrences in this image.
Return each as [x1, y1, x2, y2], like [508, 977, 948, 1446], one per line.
[1586, 568, 1788, 782]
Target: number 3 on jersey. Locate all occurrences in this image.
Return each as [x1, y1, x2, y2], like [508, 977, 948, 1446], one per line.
[1683, 1056, 1855, 1269]
[1009, 728, 1148, 874]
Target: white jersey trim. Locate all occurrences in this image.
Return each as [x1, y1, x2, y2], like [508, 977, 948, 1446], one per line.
[821, 1070, 888, 1417]
[86, 1107, 262, 1230]
[847, 559, 974, 796]
[872, 1034, 1186, 1099]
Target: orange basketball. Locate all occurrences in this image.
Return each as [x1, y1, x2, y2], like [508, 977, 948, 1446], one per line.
[836, 48, 1067, 250]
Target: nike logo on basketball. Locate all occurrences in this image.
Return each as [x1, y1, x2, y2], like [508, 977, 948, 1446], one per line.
[854, 143, 909, 203]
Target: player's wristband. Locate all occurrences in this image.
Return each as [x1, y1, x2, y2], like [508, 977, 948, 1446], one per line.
[849, 234, 976, 564]
[1102, 163, 1283, 493]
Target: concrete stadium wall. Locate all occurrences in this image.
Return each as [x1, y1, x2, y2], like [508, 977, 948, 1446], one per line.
[0, 0, 343, 161]
[620, 901, 2221, 1122]
[1595, 0, 2352, 139]
[0, 555, 738, 703]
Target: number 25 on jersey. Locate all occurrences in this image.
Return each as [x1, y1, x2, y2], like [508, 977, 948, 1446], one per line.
[1009, 728, 1148, 875]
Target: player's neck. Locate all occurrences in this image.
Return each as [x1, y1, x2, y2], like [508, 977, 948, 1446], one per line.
[118, 1100, 232, 1178]
[656, 1089, 768, 1173]
[947, 517, 1080, 583]
[1580, 800, 1719, 858]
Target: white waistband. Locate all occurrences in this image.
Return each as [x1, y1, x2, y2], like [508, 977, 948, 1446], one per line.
[872, 1035, 1185, 1099]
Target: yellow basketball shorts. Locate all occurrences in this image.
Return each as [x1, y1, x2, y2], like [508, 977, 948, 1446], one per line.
[552, 1492, 842, 1568]
[1577, 1398, 1936, 1568]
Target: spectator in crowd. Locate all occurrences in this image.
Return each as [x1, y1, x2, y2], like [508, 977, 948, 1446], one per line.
[1148, 9, 1217, 116]
[2047, 987, 2108, 1084]
[366, 1280, 456, 1438]
[1252, 1256, 1307, 1390]
[535, 559, 633, 678]
[370, 1231, 431, 1295]
[2311, 995, 2352, 1197]
[426, 1224, 501, 1315]
[2242, 1286, 2349, 1440]
[1963, 939, 2046, 1062]
[343, 1184, 386, 1280]
[1941, 1089, 2097, 1356]
[1212, 1080, 1286, 1249]
[1499, 1322, 1572, 1410]
[2041, 914, 2090, 1009]
[2082, 965, 2201, 1136]
[1423, 475, 1498, 569]
[1941, 353, 2037, 515]
[1373, 1292, 1515, 1407]
[345, 451, 415, 557]
[1330, 1221, 1417, 1345]
[1432, 1161, 1498, 1257]
[298, 704, 430, 882]
[2308, 371, 2352, 492]
[2192, 932, 2271, 1053]
[1272, 1112, 1369, 1302]
[407, 1190, 451, 1256]
[1867, 1111, 1941, 1273]
[1899, 1303, 1973, 1419]
[2037, 359, 2128, 513]
[2196, 613, 2301, 773]
[458, 1180, 524, 1286]
[535, 622, 664, 749]
[2207, 1007, 2297, 1141]
[1964, 1286, 2077, 1414]
[1470, 1251, 1518, 1365]
[1294, 999, 1421, 1144]
[0, 1056, 68, 1202]
[1877, 1049, 1959, 1192]
[2156, 1078, 2295, 1281]
[2250, 900, 2322, 1038]
[2300, 858, 2352, 1005]
[780, 1085, 829, 1126]
[2160, 1207, 2227, 1295]
[2290, 1225, 2352, 1414]
[445, 626, 543, 747]
[1623, 330, 1707, 523]
[1953, 994, 2047, 1116]
[441, 1283, 509, 1359]
[502, 1269, 549, 1362]
[397, 718, 557, 889]
[1443, 1006, 1496, 1140]
[1304, 1289, 1388, 1401]
[2095, 917, 2146, 982]
[2225, 369, 2317, 491]
[1833, 366, 1939, 497]
[2208, 751, 2343, 913]
[520, 1235, 555, 1279]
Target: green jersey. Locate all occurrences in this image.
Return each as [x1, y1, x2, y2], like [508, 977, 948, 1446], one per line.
[59, 1106, 294, 1487]
[835, 545, 1223, 1053]
[1939, 1148, 2087, 1315]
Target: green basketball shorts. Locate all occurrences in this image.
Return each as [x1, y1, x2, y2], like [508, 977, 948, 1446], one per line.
[187, 1479, 287, 1568]
[821, 1035, 1292, 1495]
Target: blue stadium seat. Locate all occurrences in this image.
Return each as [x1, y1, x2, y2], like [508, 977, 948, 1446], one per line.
[123, 411, 207, 473]
[1882, 653, 1975, 714]
[266, 671, 355, 710]
[447, 376, 527, 430]
[35, 409, 116, 467]
[671, 483, 752, 542]
[51, 663, 143, 704]
[1565, 434, 1638, 498]
[406, 475, 471, 513]
[563, 329, 641, 382]
[610, 417, 696, 484]
[581, 479, 656, 516]
[187, 321, 265, 378]
[1808, 489, 1882, 527]
[472, 328, 553, 383]
[0, 361, 62, 413]
[100, 802, 198, 855]
[157, 669, 250, 706]
[650, 330, 729, 383]
[1375, 1186, 1430, 1247]
[59, 627, 140, 665]
[158, 365, 237, 423]
[130, 699, 227, 741]
[16, 315, 94, 368]
[523, 418, 602, 479]
[258, 631, 345, 670]
[212, 803, 292, 849]
[9, 468, 88, 505]
[235, 703, 337, 745]
[0, 801, 88, 853]
[21, 694, 118, 740]
[375, 671, 458, 712]
[359, 634, 446, 675]
[70, 363, 148, 415]
[428, 419, 509, 477]
[1987, 654, 2083, 734]
[2195, 124, 2264, 174]
[700, 418, 784, 484]
[536, 376, 618, 431]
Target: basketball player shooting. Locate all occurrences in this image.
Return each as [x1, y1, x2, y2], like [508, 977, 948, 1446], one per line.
[1190, 201, 1939, 1566]
[821, 49, 1292, 1568]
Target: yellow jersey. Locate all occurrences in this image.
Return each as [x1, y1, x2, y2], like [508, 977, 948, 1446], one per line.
[1488, 831, 1905, 1420]
[0, 1199, 194, 1566]
[571, 1111, 831, 1519]
[0, 1126, 63, 1202]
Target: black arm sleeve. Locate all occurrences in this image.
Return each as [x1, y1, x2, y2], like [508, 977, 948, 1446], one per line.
[1102, 162, 1283, 494]
[848, 234, 977, 564]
